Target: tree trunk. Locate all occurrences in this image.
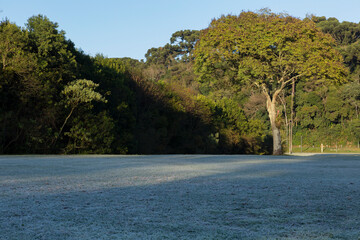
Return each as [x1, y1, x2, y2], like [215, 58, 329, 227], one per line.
[266, 98, 282, 155]
[279, 92, 289, 154]
[289, 79, 295, 154]
[51, 106, 75, 147]
[260, 83, 285, 155]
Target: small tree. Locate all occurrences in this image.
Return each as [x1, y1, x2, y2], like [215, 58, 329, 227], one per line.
[53, 79, 107, 145]
[194, 10, 347, 154]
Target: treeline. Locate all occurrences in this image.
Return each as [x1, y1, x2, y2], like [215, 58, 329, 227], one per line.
[292, 17, 360, 148]
[0, 13, 359, 154]
[0, 15, 270, 154]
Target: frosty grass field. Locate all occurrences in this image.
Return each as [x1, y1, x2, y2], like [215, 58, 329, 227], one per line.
[1, 154, 360, 239]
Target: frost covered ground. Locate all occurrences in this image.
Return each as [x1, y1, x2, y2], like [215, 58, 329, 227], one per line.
[1, 154, 360, 239]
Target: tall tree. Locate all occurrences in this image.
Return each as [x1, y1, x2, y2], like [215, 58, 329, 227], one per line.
[0, 20, 38, 153]
[24, 15, 77, 150]
[313, 16, 360, 82]
[194, 10, 347, 154]
[56, 79, 107, 142]
[54, 79, 109, 151]
[145, 30, 199, 66]
[26, 14, 76, 84]
[170, 30, 200, 62]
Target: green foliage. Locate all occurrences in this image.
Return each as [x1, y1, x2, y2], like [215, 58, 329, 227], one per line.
[145, 30, 199, 66]
[314, 16, 360, 82]
[64, 112, 115, 154]
[62, 79, 107, 108]
[349, 119, 360, 141]
[286, 16, 360, 150]
[170, 30, 200, 62]
[145, 44, 177, 67]
[314, 16, 360, 45]
[194, 11, 347, 90]
[26, 14, 76, 86]
[132, 75, 215, 153]
[296, 105, 321, 129]
[1, 13, 359, 155]
[194, 10, 348, 154]
[0, 20, 44, 153]
[0, 16, 123, 154]
[341, 82, 360, 118]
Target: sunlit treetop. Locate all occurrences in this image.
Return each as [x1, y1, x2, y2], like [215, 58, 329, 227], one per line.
[194, 10, 348, 94]
[194, 9, 349, 155]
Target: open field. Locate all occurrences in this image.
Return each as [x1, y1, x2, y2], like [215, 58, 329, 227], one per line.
[1, 154, 360, 239]
[292, 146, 360, 154]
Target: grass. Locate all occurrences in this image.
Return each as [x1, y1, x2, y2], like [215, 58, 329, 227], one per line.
[291, 145, 360, 154]
[1, 154, 360, 239]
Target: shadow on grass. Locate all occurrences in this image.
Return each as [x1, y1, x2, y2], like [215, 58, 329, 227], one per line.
[1, 154, 360, 239]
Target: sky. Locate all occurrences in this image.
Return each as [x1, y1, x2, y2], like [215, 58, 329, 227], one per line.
[1, 0, 360, 60]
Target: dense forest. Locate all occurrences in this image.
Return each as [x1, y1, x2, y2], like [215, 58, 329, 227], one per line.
[0, 11, 359, 155]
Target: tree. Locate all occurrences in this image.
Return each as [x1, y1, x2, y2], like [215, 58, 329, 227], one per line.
[23, 15, 78, 151]
[145, 30, 199, 67]
[194, 10, 347, 154]
[170, 30, 200, 61]
[26, 14, 76, 84]
[313, 16, 360, 82]
[314, 17, 360, 45]
[0, 20, 39, 153]
[53, 79, 107, 146]
[341, 82, 360, 119]
[64, 111, 115, 154]
[145, 44, 176, 67]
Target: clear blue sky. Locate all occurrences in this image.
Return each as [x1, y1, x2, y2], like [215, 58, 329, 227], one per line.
[1, 0, 360, 60]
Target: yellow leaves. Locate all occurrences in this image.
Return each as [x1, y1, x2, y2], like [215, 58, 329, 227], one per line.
[194, 10, 348, 92]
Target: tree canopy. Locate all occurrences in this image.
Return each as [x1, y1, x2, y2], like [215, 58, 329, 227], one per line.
[194, 10, 348, 154]
[0, 12, 359, 155]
